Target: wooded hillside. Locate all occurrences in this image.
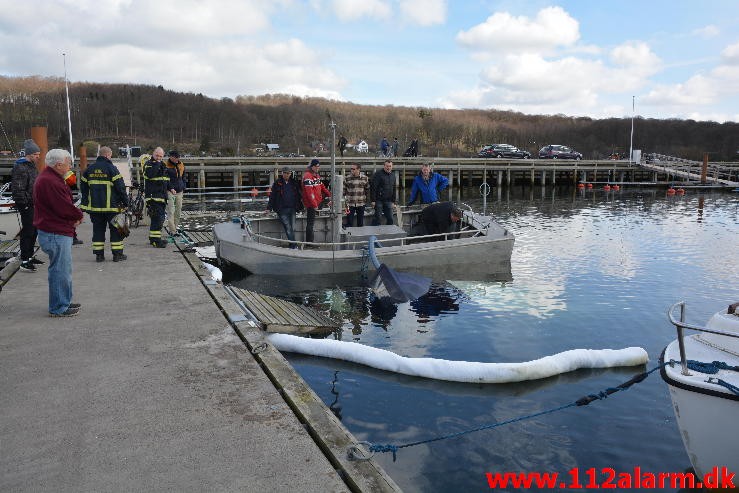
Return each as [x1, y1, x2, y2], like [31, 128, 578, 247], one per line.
[1, 76, 738, 160]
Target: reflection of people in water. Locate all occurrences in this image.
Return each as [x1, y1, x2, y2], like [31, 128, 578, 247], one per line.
[346, 288, 370, 337]
[410, 282, 467, 323]
[370, 297, 398, 329]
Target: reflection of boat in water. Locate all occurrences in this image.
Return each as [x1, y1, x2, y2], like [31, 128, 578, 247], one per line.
[214, 207, 514, 277]
[0, 183, 15, 213]
[660, 301, 739, 478]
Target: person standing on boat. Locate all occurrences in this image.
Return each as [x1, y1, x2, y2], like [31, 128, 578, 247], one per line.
[371, 159, 395, 225]
[164, 150, 186, 235]
[268, 167, 303, 248]
[12, 139, 42, 272]
[33, 149, 84, 317]
[143, 147, 172, 248]
[411, 201, 462, 241]
[343, 163, 370, 227]
[79, 146, 129, 262]
[407, 163, 449, 206]
[301, 159, 330, 245]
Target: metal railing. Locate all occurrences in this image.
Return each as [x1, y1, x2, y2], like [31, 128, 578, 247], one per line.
[667, 301, 739, 376]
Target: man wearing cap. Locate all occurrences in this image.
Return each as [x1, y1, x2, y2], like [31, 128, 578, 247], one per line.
[301, 159, 331, 245]
[79, 146, 129, 262]
[164, 150, 186, 235]
[12, 139, 43, 272]
[267, 167, 303, 248]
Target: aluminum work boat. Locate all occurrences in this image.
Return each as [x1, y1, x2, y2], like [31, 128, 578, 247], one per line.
[660, 301, 739, 478]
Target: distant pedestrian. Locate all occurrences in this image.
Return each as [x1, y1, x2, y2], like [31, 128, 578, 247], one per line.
[338, 134, 348, 157]
[79, 146, 129, 262]
[407, 163, 449, 205]
[164, 150, 186, 234]
[33, 148, 84, 317]
[392, 137, 399, 157]
[301, 159, 331, 245]
[380, 137, 390, 157]
[12, 139, 42, 272]
[143, 147, 172, 248]
[409, 138, 419, 157]
[268, 167, 303, 248]
[371, 159, 396, 225]
[343, 163, 370, 227]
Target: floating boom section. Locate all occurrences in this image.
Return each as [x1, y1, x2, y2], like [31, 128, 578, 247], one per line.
[267, 333, 649, 384]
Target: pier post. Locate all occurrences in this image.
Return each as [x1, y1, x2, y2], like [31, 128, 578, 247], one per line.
[198, 163, 206, 189]
[541, 170, 546, 186]
[506, 169, 511, 186]
[700, 153, 708, 184]
[448, 169, 454, 190]
[497, 170, 502, 186]
[551, 169, 556, 185]
[402, 166, 406, 189]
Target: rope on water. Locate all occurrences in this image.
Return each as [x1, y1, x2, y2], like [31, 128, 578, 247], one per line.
[352, 362, 668, 462]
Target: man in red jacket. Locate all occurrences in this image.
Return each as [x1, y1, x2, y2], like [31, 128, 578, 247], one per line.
[33, 149, 84, 317]
[301, 159, 331, 245]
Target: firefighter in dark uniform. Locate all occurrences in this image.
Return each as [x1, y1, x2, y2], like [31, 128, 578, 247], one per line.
[79, 146, 129, 262]
[143, 147, 172, 248]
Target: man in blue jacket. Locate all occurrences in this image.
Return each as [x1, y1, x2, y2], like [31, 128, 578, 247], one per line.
[407, 163, 449, 206]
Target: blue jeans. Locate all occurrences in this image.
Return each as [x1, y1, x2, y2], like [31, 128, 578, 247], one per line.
[373, 201, 394, 225]
[278, 208, 297, 248]
[37, 229, 73, 314]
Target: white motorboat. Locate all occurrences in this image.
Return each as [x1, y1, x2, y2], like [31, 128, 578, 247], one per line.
[660, 301, 739, 478]
[0, 182, 15, 213]
[213, 206, 514, 278]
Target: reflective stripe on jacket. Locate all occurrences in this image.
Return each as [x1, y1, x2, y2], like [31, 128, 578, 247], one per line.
[144, 159, 171, 203]
[80, 156, 128, 212]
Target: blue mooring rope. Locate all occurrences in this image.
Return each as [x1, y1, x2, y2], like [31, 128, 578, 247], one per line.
[686, 359, 739, 374]
[366, 362, 669, 462]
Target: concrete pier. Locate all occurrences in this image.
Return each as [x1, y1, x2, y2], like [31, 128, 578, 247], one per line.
[0, 215, 398, 492]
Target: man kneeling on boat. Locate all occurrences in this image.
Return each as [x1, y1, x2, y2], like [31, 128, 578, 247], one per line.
[410, 202, 462, 241]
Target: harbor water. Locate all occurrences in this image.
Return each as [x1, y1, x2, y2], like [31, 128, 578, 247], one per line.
[200, 186, 738, 492]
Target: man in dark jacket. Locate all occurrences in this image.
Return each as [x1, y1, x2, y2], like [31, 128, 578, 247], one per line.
[143, 147, 172, 247]
[33, 149, 84, 317]
[80, 146, 129, 262]
[338, 135, 348, 157]
[412, 201, 462, 240]
[267, 167, 303, 248]
[164, 150, 186, 234]
[12, 139, 42, 272]
[371, 159, 395, 225]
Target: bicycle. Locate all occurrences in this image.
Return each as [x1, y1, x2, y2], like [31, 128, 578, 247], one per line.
[127, 180, 145, 228]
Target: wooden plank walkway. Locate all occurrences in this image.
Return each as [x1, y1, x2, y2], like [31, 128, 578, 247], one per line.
[183, 230, 213, 245]
[0, 238, 19, 260]
[231, 287, 339, 334]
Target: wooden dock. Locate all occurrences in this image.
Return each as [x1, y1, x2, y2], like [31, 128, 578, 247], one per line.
[182, 230, 214, 246]
[0, 238, 19, 260]
[229, 287, 339, 334]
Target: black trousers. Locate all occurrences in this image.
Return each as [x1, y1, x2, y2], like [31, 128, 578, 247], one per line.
[89, 212, 123, 254]
[148, 201, 166, 242]
[305, 207, 317, 244]
[18, 206, 37, 260]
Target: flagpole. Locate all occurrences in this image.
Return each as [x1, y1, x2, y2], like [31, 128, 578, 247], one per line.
[629, 96, 634, 164]
[63, 53, 74, 161]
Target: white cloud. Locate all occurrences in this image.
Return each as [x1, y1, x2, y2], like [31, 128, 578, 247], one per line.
[399, 0, 446, 26]
[721, 41, 739, 65]
[641, 75, 717, 106]
[691, 25, 720, 38]
[456, 7, 579, 56]
[331, 0, 392, 21]
[609, 42, 661, 72]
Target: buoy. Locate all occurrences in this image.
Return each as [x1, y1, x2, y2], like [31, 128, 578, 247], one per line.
[577, 183, 585, 189]
[587, 183, 593, 189]
[250, 187, 258, 197]
[677, 188, 685, 195]
[613, 185, 620, 191]
[667, 188, 676, 195]
[603, 185, 611, 191]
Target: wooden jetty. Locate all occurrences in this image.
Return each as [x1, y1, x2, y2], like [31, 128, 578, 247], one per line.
[227, 287, 340, 334]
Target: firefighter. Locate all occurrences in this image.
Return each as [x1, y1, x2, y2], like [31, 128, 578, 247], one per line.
[143, 147, 172, 247]
[79, 146, 129, 261]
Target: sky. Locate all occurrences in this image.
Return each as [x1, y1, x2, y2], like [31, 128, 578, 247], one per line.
[2, 0, 739, 122]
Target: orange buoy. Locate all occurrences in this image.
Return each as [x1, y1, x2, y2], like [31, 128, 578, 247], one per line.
[613, 185, 620, 191]
[250, 187, 258, 197]
[677, 188, 685, 195]
[587, 183, 593, 189]
[604, 185, 611, 191]
[667, 188, 676, 195]
[577, 183, 585, 189]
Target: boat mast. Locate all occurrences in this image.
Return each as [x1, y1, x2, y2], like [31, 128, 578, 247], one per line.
[629, 95, 634, 164]
[63, 53, 74, 161]
[329, 116, 340, 243]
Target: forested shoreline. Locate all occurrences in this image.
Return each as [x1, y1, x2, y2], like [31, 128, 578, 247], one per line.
[1, 76, 738, 160]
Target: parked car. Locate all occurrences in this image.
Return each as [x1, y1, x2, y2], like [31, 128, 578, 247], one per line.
[538, 145, 582, 160]
[478, 144, 531, 159]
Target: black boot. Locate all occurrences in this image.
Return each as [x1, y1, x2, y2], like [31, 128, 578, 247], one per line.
[96, 253, 105, 262]
[113, 252, 127, 262]
[150, 239, 167, 248]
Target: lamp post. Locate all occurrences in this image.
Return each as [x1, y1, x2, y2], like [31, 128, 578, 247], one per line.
[629, 96, 635, 164]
